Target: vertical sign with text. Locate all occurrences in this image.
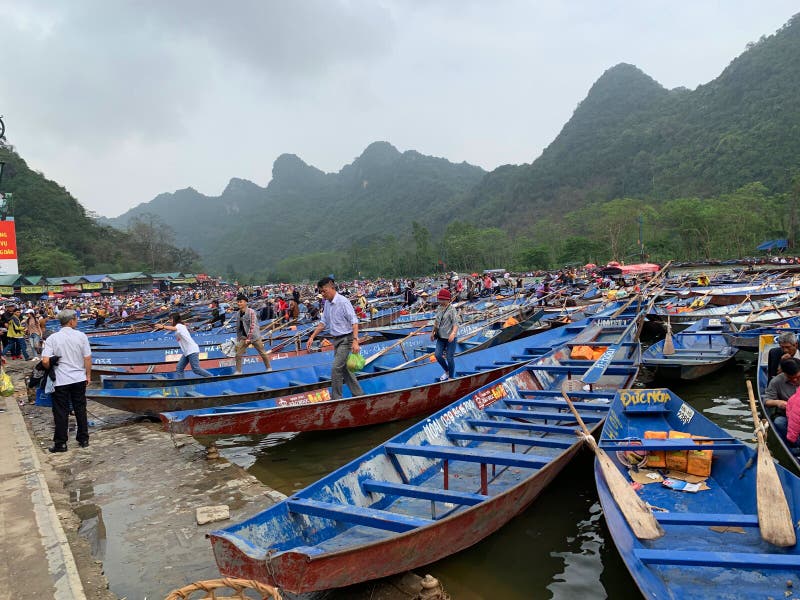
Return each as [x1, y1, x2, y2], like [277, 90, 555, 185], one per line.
[0, 219, 19, 274]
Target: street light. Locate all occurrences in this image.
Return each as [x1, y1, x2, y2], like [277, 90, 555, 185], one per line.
[0, 161, 5, 187]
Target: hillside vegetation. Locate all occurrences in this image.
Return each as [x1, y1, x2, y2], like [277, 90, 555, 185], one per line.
[0, 147, 200, 276]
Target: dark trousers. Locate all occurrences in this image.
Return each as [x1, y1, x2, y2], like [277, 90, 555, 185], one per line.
[52, 381, 89, 446]
[331, 335, 364, 400]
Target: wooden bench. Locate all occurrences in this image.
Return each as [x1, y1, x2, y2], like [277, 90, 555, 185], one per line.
[286, 497, 432, 533]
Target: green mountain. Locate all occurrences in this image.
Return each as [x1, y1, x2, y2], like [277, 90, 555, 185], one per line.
[109, 141, 486, 276]
[468, 13, 800, 227]
[0, 146, 201, 276]
[109, 13, 800, 276]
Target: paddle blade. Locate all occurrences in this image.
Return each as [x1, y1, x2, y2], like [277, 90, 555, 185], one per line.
[745, 381, 797, 547]
[560, 380, 663, 540]
[662, 330, 675, 355]
[596, 445, 665, 540]
[755, 437, 797, 547]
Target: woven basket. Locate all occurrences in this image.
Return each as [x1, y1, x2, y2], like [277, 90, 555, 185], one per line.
[164, 578, 282, 600]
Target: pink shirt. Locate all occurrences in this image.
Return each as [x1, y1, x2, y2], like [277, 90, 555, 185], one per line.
[787, 387, 800, 443]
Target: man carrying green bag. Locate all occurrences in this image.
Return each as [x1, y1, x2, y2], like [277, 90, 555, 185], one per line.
[306, 277, 365, 400]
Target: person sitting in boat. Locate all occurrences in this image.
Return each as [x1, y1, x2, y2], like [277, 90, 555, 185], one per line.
[784, 386, 800, 453]
[767, 332, 800, 381]
[764, 358, 800, 440]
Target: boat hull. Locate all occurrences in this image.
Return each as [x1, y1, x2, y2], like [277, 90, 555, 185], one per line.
[165, 367, 516, 435]
[210, 435, 588, 592]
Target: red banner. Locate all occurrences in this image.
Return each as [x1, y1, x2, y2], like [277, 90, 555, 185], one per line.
[0, 221, 18, 259]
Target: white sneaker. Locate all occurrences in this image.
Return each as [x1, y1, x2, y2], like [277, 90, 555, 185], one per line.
[438, 373, 449, 382]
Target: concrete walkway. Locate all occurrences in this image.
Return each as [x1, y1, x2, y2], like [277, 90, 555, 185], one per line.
[0, 394, 86, 600]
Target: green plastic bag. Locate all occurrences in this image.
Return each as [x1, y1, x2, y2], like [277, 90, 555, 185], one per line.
[0, 370, 14, 397]
[346, 352, 365, 372]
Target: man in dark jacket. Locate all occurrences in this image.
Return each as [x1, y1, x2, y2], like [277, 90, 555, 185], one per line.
[234, 294, 271, 374]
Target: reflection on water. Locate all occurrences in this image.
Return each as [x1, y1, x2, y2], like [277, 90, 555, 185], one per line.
[214, 350, 782, 599]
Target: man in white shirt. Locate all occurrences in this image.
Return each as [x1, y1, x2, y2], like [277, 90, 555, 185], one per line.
[41, 310, 92, 452]
[306, 277, 364, 400]
[155, 313, 213, 378]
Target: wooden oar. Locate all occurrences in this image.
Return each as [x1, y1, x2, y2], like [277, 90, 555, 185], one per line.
[363, 323, 429, 367]
[662, 314, 675, 355]
[560, 380, 664, 540]
[745, 380, 797, 547]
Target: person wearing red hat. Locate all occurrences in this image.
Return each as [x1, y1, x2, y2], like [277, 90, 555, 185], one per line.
[431, 287, 459, 381]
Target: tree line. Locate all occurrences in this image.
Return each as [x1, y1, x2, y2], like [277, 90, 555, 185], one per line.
[247, 180, 799, 283]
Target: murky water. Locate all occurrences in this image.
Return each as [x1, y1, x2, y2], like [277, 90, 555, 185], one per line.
[216, 350, 777, 599]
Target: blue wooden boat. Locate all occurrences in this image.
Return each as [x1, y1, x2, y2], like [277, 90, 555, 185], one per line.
[727, 316, 800, 350]
[96, 313, 521, 391]
[642, 318, 738, 380]
[756, 334, 800, 473]
[596, 387, 800, 599]
[158, 312, 640, 433]
[207, 340, 639, 593]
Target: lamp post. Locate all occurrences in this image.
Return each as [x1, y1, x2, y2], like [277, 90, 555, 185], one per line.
[638, 214, 645, 262]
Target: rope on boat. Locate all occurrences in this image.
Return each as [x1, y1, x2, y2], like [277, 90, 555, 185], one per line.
[754, 418, 770, 437]
[163, 577, 282, 599]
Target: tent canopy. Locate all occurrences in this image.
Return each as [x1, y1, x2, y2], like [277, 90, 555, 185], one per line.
[756, 239, 788, 251]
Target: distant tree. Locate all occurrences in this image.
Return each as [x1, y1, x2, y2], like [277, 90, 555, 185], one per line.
[127, 212, 176, 272]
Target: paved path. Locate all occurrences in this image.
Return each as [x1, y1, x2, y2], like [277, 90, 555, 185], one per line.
[0, 394, 86, 600]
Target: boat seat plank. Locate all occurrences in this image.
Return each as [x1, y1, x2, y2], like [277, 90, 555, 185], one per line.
[286, 498, 432, 533]
[484, 408, 603, 423]
[521, 347, 557, 355]
[523, 365, 637, 376]
[256, 386, 272, 392]
[493, 360, 518, 366]
[654, 512, 759, 527]
[447, 430, 574, 449]
[505, 398, 610, 412]
[559, 359, 636, 366]
[384, 442, 550, 469]
[361, 480, 486, 506]
[183, 390, 205, 397]
[564, 341, 638, 348]
[289, 380, 306, 387]
[517, 389, 615, 399]
[466, 418, 578, 435]
[220, 390, 237, 395]
[634, 548, 800, 570]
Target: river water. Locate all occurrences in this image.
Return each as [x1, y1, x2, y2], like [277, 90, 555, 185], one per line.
[214, 345, 766, 599]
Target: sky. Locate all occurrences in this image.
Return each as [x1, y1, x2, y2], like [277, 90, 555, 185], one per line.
[0, 1, 797, 218]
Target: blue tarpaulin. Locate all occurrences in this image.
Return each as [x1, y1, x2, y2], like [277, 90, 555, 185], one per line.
[756, 239, 788, 251]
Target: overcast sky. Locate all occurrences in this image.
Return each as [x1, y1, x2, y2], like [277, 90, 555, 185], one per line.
[1, 1, 797, 217]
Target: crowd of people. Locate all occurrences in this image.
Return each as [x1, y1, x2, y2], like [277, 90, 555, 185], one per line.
[25, 267, 617, 453]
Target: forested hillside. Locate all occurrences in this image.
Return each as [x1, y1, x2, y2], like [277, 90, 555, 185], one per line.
[110, 142, 486, 279]
[0, 147, 201, 276]
[468, 14, 800, 227]
[108, 13, 800, 281]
